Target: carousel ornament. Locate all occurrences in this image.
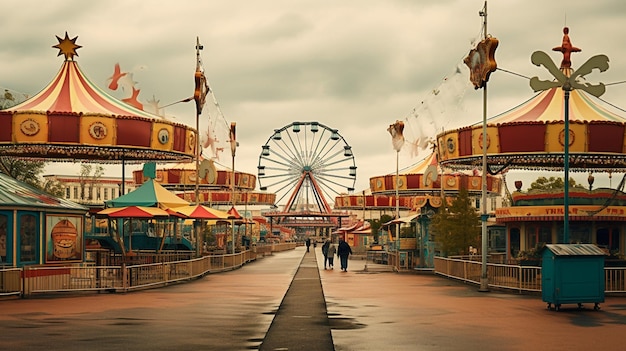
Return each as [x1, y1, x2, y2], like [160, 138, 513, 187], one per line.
[52, 32, 81, 61]
[194, 37, 210, 115]
[464, 36, 499, 89]
[387, 120, 405, 152]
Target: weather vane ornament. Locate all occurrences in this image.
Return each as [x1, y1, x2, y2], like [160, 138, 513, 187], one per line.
[530, 27, 609, 97]
[464, 36, 498, 89]
[388, 120, 405, 152]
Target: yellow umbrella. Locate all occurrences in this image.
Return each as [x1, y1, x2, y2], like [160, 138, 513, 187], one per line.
[172, 205, 234, 219]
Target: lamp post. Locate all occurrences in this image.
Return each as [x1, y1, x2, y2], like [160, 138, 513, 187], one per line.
[529, 27, 609, 243]
[464, 1, 498, 292]
[479, 4, 489, 292]
[387, 120, 405, 271]
[230, 122, 237, 254]
[193, 36, 209, 257]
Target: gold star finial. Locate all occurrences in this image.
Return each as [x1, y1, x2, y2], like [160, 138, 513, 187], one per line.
[52, 32, 82, 61]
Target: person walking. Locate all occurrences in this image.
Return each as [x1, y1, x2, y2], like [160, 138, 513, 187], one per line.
[326, 241, 336, 269]
[321, 239, 330, 269]
[337, 237, 352, 272]
[305, 237, 311, 253]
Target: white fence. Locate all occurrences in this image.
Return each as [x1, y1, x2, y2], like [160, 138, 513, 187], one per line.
[0, 242, 296, 297]
[433, 256, 626, 294]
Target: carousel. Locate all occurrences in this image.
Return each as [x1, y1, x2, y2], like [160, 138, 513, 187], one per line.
[132, 159, 275, 206]
[0, 33, 197, 266]
[437, 27, 626, 262]
[334, 150, 503, 267]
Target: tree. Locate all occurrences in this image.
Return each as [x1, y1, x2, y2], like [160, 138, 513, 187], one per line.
[78, 164, 104, 201]
[528, 176, 584, 191]
[0, 157, 46, 189]
[369, 214, 393, 243]
[41, 178, 65, 197]
[429, 188, 480, 256]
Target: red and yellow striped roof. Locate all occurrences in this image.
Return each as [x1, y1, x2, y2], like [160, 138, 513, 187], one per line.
[481, 88, 625, 125]
[5, 60, 159, 119]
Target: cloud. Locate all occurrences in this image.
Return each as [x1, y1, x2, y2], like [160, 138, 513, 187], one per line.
[2, 0, 626, 201]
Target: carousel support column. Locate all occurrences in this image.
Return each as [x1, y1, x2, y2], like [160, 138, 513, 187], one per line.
[121, 159, 126, 195]
[563, 85, 571, 243]
[419, 212, 426, 268]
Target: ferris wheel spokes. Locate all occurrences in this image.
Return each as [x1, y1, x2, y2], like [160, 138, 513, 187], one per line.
[258, 121, 356, 209]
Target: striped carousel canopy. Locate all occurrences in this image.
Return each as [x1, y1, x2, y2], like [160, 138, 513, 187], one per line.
[479, 88, 625, 124]
[0, 32, 196, 163]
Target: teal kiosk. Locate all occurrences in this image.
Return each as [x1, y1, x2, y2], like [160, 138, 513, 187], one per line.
[541, 244, 606, 311]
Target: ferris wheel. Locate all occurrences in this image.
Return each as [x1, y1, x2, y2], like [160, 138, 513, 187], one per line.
[258, 121, 357, 212]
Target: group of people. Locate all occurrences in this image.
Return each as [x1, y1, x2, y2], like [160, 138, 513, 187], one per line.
[320, 237, 352, 272]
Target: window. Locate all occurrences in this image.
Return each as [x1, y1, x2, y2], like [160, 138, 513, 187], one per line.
[525, 225, 552, 249]
[509, 227, 521, 257]
[0, 214, 8, 263]
[104, 187, 109, 200]
[73, 187, 78, 199]
[19, 214, 37, 263]
[596, 227, 620, 252]
[65, 187, 70, 199]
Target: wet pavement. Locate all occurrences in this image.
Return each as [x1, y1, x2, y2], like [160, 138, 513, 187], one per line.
[1, 246, 626, 350]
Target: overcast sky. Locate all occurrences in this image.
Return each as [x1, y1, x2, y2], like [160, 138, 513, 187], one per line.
[2, 0, 626, 198]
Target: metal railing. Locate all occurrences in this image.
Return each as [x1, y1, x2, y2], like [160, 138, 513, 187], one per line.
[0, 267, 22, 296]
[1, 242, 297, 297]
[434, 256, 626, 294]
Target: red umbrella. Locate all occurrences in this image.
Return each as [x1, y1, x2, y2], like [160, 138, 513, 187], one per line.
[97, 206, 170, 218]
[227, 206, 242, 219]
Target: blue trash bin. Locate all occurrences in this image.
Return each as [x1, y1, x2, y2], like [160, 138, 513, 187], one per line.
[541, 244, 606, 311]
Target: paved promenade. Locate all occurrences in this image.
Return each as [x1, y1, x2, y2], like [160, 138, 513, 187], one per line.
[1, 246, 626, 350]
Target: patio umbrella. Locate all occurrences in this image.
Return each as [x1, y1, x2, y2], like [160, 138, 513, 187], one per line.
[227, 206, 243, 219]
[173, 204, 234, 219]
[97, 205, 171, 256]
[106, 179, 189, 209]
[383, 214, 419, 226]
[97, 206, 170, 218]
